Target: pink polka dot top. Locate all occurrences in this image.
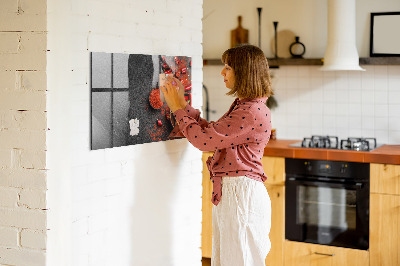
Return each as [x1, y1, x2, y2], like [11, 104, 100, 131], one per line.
[169, 97, 272, 206]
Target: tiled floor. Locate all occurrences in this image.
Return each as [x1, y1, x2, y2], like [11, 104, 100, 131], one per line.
[202, 257, 211, 266]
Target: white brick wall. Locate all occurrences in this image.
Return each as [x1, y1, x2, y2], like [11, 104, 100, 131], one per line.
[0, 187, 19, 208]
[0, 0, 48, 265]
[47, 1, 203, 266]
[0, 227, 19, 247]
[21, 229, 47, 250]
[0, 248, 46, 266]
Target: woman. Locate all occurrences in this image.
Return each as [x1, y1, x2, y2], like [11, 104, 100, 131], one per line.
[162, 44, 273, 266]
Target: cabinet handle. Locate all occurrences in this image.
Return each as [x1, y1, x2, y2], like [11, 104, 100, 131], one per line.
[314, 252, 335, 257]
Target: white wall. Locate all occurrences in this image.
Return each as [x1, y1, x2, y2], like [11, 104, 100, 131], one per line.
[0, 0, 48, 265]
[203, 0, 400, 58]
[47, 0, 203, 266]
[271, 65, 400, 144]
[204, 65, 400, 144]
[204, 0, 326, 59]
[203, 0, 400, 145]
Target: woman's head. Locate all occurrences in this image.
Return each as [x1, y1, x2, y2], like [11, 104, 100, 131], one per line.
[221, 44, 273, 99]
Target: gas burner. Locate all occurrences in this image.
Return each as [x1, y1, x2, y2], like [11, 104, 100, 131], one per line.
[301, 135, 339, 149]
[290, 136, 380, 151]
[340, 137, 377, 151]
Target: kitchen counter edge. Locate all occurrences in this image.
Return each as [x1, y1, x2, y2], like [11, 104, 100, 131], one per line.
[263, 139, 400, 165]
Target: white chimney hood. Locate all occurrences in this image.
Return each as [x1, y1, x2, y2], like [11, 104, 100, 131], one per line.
[320, 0, 365, 71]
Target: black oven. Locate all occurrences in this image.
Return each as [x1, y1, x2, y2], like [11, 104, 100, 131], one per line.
[285, 158, 369, 250]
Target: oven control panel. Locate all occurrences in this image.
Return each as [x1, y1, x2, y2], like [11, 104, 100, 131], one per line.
[286, 158, 369, 180]
[318, 162, 332, 173]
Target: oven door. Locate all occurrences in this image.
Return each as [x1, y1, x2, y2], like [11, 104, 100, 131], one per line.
[285, 177, 369, 250]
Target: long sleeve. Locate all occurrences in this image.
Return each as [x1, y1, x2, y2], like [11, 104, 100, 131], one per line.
[182, 104, 210, 128]
[169, 104, 210, 139]
[172, 105, 257, 152]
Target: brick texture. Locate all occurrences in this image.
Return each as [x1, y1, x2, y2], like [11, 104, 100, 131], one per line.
[0, 247, 46, 266]
[0, 0, 47, 264]
[0, 227, 19, 247]
[2, 0, 203, 265]
[46, 0, 203, 265]
[19, 189, 47, 209]
[0, 208, 47, 230]
[0, 169, 47, 189]
[0, 187, 19, 208]
[21, 229, 47, 249]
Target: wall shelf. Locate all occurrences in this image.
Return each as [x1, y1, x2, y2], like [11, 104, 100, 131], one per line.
[359, 57, 400, 65]
[268, 58, 323, 67]
[203, 58, 323, 67]
[203, 57, 400, 67]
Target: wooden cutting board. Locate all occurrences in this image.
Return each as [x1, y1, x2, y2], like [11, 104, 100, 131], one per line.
[231, 16, 249, 48]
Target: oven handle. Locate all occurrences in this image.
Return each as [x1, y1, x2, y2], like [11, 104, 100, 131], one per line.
[286, 177, 364, 189]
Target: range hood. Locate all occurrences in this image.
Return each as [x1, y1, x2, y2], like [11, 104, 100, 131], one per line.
[320, 0, 365, 71]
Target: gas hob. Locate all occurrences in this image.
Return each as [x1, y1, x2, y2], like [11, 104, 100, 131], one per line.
[289, 135, 383, 151]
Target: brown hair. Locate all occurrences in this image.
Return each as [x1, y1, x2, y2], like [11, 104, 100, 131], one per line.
[221, 44, 273, 99]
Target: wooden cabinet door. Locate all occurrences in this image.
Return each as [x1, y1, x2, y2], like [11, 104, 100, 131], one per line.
[284, 241, 369, 266]
[370, 163, 400, 195]
[264, 184, 284, 266]
[262, 156, 285, 186]
[201, 152, 213, 258]
[262, 156, 285, 265]
[370, 193, 400, 266]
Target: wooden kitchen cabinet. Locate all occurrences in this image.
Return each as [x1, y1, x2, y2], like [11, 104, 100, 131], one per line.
[261, 156, 285, 186]
[262, 156, 285, 266]
[284, 241, 369, 266]
[264, 184, 285, 266]
[370, 193, 400, 266]
[370, 163, 400, 195]
[202, 152, 213, 258]
[370, 163, 400, 266]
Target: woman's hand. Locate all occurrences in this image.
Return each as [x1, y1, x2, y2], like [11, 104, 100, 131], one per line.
[161, 75, 187, 113]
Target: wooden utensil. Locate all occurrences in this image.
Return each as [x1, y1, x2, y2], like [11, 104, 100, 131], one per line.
[231, 16, 249, 48]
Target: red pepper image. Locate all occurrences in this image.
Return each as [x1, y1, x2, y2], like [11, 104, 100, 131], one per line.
[184, 84, 191, 91]
[149, 88, 163, 109]
[185, 93, 192, 106]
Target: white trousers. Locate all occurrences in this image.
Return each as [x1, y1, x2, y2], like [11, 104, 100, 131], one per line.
[212, 176, 271, 266]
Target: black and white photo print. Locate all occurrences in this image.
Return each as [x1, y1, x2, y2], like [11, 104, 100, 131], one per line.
[90, 52, 192, 150]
